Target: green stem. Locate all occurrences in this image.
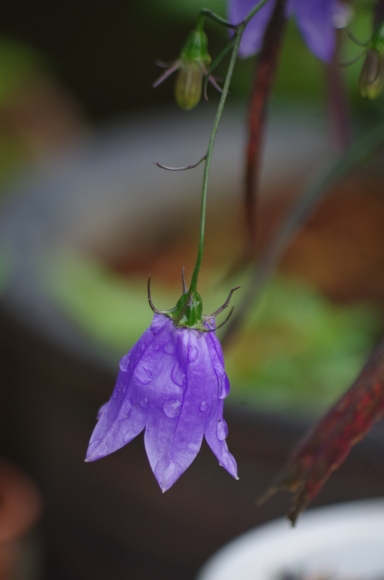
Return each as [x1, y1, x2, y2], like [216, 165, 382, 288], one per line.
[189, 27, 243, 293]
[189, 0, 271, 294]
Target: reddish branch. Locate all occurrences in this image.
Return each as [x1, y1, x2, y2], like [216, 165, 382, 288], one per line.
[260, 338, 384, 525]
[325, 31, 351, 151]
[245, 0, 287, 255]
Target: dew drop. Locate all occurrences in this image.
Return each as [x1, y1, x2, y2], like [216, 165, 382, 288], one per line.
[163, 399, 182, 418]
[120, 398, 132, 418]
[87, 440, 101, 456]
[135, 364, 153, 385]
[163, 342, 175, 355]
[154, 345, 160, 351]
[119, 353, 131, 372]
[140, 397, 149, 408]
[151, 316, 166, 334]
[154, 459, 179, 491]
[171, 362, 185, 387]
[123, 430, 137, 443]
[200, 401, 208, 412]
[97, 402, 109, 420]
[97, 441, 108, 456]
[188, 344, 199, 363]
[187, 442, 200, 453]
[216, 419, 228, 441]
[218, 374, 230, 399]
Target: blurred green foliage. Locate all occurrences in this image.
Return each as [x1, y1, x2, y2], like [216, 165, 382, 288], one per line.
[43, 252, 382, 417]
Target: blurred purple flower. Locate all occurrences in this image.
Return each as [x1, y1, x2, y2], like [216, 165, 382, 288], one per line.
[86, 313, 238, 491]
[228, 0, 349, 61]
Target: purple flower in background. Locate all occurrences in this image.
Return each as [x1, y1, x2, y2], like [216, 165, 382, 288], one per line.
[228, 0, 350, 62]
[86, 313, 238, 491]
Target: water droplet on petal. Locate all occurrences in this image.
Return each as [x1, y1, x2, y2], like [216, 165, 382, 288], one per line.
[216, 419, 228, 441]
[188, 344, 199, 363]
[218, 374, 230, 399]
[187, 442, 200, 453]
[140, 397, 149, 408]
[119, 353, 131, 371]
[97, 402, 109, 419]
[163, 342, 175, 355]
[171, 362, 185, 387]
[151, 315, 166, 334]
[123, 430, 137, 443]
[87, 440, 101, 455]
[163, 399, 182, 418]
[154, 459, 180, 491]
[135, 364, 153, 385]
[97, 441, 108, 456]
[120, 398, 132, 418]
[154, 345, 160, 351]
[200, 401, 207, 412]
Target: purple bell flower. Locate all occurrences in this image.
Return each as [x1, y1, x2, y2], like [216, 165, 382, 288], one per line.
[228, 0, 350, 62]
[86, 312, 238, 491]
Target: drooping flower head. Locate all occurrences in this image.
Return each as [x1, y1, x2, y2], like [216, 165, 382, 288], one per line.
[228, 0, 350, 62]
[86, 275, 239, 492]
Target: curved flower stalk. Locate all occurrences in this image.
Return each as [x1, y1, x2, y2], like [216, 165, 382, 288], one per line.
[228, 0, 350, 61]
[86, 282, 239, 492]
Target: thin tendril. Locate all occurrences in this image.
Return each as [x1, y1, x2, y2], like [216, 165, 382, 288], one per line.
[154, 156, 206, 171]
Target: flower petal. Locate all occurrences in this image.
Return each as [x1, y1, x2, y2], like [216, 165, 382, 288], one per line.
[228, 0, 276, 58]
[292, 0, 341, 62]
[205, 398, 238, 479]
[85, 315, 169, 462]
[145, 328, 212, 491]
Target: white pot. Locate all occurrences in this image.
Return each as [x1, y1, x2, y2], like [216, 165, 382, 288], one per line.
[197, 499, 384, 580]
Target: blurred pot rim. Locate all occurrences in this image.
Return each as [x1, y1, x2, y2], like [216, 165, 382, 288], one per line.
[196, 498, 384, 580]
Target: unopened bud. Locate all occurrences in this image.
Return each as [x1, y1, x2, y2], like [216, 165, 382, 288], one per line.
[359, 48, 384, 99]
[175, 60, 204, 110]
[175, 28, 211, 111]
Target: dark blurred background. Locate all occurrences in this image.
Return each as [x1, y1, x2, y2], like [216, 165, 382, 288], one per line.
[1, 2, 384, 580]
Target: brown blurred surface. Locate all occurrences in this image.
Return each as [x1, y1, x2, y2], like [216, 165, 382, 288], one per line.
[1, 306, 384, 579]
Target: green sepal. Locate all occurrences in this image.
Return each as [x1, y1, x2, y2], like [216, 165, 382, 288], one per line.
[167, 289, 206, 330]
[180, 28, 211, 67]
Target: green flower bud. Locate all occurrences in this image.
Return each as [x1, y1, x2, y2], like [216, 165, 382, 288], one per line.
[175, 28, 211, 111]
[359, 48, 384, 99]
[359, 22, 384, 100]
[175, 60, 204, 110]
[153, 25, 216, 111]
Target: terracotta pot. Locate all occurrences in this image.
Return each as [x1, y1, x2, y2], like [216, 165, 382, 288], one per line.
[0, 460, 41, 580]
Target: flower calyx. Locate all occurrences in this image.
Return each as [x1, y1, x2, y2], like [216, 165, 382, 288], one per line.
[147, 270, 240, 332]
[153, 23, 222, 110]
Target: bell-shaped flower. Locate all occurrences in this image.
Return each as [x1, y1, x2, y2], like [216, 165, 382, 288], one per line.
[86, 281, 239, 492]
[228, 0, 351, 62]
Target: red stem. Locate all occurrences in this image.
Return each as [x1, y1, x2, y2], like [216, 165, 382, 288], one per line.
[244, 0, 287, 255]
[325, 30, 351, 152]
